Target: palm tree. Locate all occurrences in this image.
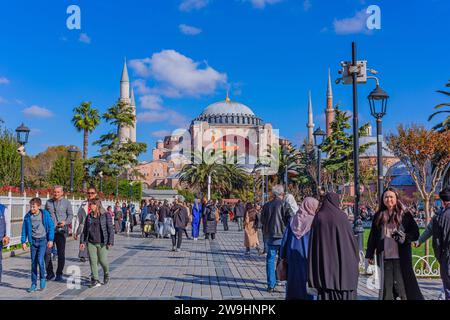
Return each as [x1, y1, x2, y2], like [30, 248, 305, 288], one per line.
[72, 102, 101, 160]
[429, 80, 450, 133]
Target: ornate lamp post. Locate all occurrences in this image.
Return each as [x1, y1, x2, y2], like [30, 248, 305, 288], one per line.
[15, 123, 30, 194]
[68, 147, 78, 194]
[368, 84, 389, 205]
[313, 127, 326, 195]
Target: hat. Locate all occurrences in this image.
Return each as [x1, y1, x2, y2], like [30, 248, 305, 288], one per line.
[439, 187, 450, 202]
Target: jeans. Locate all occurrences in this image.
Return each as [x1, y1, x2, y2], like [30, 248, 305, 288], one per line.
[171, 228, 184, 249]
[236, 217, 243, 231]
[45, 232, 66, 277]
[266, 244, 280, 289]
[158, 221, 165, 237]
[440, 255, 450, 300]
[31, 237, 47, 286]
[87, 243, 109, 281]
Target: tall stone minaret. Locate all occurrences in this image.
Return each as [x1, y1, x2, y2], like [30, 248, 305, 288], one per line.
[129, 88, 137, 143]
[307, 90, 315, 146]
[325, 68, 335, 137]
[119, 59, 131, 144]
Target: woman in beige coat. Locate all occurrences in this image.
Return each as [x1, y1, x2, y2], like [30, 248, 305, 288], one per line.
[244, 202, 262, 255]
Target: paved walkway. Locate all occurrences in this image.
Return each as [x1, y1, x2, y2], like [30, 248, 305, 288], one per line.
[0, 223, 442, 300]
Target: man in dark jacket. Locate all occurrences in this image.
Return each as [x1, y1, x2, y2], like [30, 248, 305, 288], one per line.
[260, 184, 289, 292]
[44, 186, 73, 281]
[0, 203, 10, 284]
[170, 200, 189, 252]
[234, 200, 245, 231]
[433, 187, 450, 300]
[158, 200, 170, 238]
[220, 201, 230, 231]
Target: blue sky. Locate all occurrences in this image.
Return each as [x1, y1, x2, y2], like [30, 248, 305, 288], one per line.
[0, 0, 449, 159]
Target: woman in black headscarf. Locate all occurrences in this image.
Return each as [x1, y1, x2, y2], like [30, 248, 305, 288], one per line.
[308, 192, 359, 300]
[365, 187, 423, 300]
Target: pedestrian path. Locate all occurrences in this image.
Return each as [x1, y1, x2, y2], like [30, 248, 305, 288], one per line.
[0, 223, 442, 300]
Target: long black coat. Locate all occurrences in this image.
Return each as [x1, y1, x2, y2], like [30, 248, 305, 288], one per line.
[365, 211, 424, 300]
[203, 204, 217, 234]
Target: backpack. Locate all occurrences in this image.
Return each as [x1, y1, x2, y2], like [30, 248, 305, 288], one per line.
[207, 206, 216, 221]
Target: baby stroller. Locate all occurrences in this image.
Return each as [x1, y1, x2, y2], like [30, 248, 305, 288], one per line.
[143, 214, 157, 238]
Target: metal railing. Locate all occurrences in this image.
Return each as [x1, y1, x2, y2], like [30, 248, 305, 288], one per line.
[0, 192, 124, 248]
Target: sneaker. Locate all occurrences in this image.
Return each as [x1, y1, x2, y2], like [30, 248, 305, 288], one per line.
[80, 257, 87, 263]
[193, 238, 198, 241]
[267, 287, 275, 293]
[39, 279, 46, 291]
[175, 248, 181, 252]
[103, 274, 110, 285]
[46, 274, 55, 281]
[27, 284, 38, 293]
[89, 280, 101, 288]
[55, 275, 64, 282]
[171, 246, 176, 252]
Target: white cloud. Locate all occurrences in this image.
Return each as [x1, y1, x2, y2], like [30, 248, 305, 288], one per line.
[0, 77, 10, 85]
[151, 130, 172, 138]
[129, 50, 227, 98]
[303, 0, 312, 11]
[247, 0, 282, 9]
[138, 110, 189, 127]
[133, 79, 152, 95]
[179, 24, 202, 36]
[179, 0, 209, 12]
[29, 128, 43, 137]
[140, 95, 163, 110]
[334, 9, 371, 35]
[79, 33, 91, 44]
[23, 105, 54, 118]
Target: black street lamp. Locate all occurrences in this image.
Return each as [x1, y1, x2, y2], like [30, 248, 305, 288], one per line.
[16, 123, 30, 194]
[68, 147, 78, 194]
[313, 127, 326, 195]
[368, 84, 389, 205]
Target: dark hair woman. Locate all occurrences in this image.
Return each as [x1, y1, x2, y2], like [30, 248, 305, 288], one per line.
[243, 202, 261, 255]
[79, 199, 114, 288]
[365, 188, 423, 300]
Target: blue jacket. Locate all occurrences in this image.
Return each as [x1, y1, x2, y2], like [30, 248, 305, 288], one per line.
[0, 204, 6, 240]
[21, 209, 55, 245]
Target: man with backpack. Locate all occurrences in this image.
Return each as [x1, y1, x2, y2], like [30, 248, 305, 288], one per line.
[203, 200, 218, 240]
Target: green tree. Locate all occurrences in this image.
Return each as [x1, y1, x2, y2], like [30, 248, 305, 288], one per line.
[0, 127, 21, 187]
[48, 152, 84, 192]
[71, 102, 101, 160]
[429, 80, 450, 133]
[320, 106, 374, 198]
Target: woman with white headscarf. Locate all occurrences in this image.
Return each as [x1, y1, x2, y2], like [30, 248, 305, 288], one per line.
[280, 197, 319, 300]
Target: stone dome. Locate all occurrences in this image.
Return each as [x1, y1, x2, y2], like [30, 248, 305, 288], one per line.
[192, 97, 263, 126]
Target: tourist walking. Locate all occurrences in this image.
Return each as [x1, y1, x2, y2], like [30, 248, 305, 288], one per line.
[280, 197, 319, 300]
[431, 187, 450, 300]
[234, 200, 245, 231]
[21, 198, 55, 293]
[244, 203, 261, 255]
[203, 200, 218, 240]
[44, 185, 73, 281]
[75, 187, 101, 262]
[201, 197, 208, 237]
[79, 199, 114, 288]
[0, 203, 10, 284]
[113, 202, 122, 234]
[366, 188, 423, 300]
[220, 201, 231, 231]
[158, 200, 170, 238]
[140, 200, 149, 235]
[170, 200, 189, 252]
[308, 192, 359, 300]
[192, 199, 202, 241]
[260, 184, 290, 292]
[283, 193, 298, 224]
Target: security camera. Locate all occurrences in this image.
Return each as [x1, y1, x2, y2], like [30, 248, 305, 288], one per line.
[17, 145, 26, 156]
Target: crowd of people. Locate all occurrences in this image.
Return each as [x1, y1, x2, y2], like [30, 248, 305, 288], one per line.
[0, 183, 449, 301]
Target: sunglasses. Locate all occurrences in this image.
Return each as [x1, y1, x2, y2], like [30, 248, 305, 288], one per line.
[87, 192, 96, 195]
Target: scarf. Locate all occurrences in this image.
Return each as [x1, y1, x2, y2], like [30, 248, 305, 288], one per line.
[290, 197, 319, 239]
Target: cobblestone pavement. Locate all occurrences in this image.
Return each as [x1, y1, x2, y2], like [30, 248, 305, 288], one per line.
[0, 223, 442, 300]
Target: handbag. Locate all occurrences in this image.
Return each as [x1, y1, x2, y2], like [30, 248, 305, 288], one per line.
[276, 258, 288, 281]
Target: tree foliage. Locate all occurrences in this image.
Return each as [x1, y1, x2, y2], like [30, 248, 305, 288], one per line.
[0, 127, 21, 187]
[429, 80, 450, 132]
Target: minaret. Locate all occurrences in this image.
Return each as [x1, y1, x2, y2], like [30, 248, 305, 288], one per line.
[130, 88, 137, 143]
[307, 91, 314, 146]
[325, 68, 335, 137]
[119, 59, 131, 144]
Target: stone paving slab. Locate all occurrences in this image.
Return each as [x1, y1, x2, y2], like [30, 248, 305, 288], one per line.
[0, 221, 442, 300]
